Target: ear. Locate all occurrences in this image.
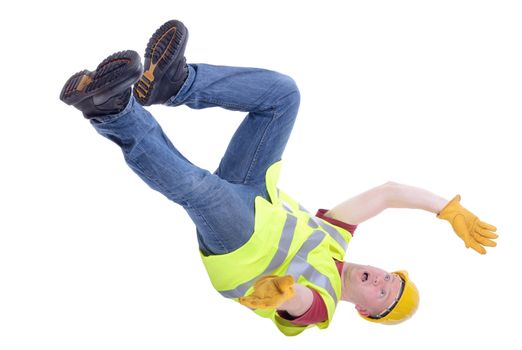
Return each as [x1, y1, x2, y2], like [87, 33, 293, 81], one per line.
[355, 304, 371, 317]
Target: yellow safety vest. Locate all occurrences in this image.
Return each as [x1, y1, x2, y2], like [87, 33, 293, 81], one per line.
[200, 161, 352, 336]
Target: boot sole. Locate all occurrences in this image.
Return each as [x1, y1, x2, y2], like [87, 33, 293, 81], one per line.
[60, 50, 143, 106]
[133, 20, 188, 106]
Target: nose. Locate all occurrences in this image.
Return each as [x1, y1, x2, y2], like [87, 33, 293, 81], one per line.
[372, 275, 385, 287]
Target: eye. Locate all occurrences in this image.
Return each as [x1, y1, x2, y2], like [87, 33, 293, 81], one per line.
[384, 274, 391, 281]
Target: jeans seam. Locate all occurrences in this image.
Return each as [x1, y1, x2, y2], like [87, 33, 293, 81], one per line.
[127, 145, 187, 205]
[130, 149, 227, 254]
[244, 110, 277, 184]
[188, 74, 281, 112]
[192, 97, 261, 112]
[242, 90, 297, 184]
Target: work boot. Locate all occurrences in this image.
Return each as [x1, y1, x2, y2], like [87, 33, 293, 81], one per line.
[60, 50, 143, 119]
[133, 19, 189, 106]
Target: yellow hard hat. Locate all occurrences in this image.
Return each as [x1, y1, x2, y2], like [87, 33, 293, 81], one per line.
[360, 270, 419, 325]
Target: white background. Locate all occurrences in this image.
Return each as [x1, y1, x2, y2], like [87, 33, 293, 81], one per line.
[1, 1, 521, 349]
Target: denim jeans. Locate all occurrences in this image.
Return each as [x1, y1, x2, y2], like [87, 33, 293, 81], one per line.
[90, 64, 300, 255]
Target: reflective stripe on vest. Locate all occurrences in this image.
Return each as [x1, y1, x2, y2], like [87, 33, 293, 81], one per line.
[282, 199, 349, 254]
[284, 229, 338, 305]
[219, 211, 339, 305]
[307, 216, 348, 252]
[219, 214, 298, 299]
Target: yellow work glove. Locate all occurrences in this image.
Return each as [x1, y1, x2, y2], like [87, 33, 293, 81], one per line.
[239, 275, 295, 309]
[437, 195, 498, 254]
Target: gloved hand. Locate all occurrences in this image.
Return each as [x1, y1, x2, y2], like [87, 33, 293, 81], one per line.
[239, 275, 295, 309]
[437, 195, 498, 254]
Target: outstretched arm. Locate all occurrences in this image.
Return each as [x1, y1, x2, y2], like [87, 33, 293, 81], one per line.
[323, 181, 448, 225]
[324, 181, 498, 254]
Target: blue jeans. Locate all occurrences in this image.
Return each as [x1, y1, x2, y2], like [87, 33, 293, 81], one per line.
[90, 64, 301, 255]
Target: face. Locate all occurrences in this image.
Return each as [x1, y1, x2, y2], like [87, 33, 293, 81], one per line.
[342, 263, 403, 317]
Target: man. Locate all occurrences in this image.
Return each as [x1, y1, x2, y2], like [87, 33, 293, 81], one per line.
[60, 19, 498, 336]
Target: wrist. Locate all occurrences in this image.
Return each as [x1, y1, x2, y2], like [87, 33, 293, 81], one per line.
[277, 284, 313, 317]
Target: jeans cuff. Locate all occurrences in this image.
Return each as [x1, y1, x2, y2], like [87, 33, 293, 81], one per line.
[164, 64, 196, 106]
[89, 94, 136, 125]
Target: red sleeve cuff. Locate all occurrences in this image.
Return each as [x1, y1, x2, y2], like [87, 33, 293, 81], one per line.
[316, 209, 357, 235]
[277, 288, 328, 325]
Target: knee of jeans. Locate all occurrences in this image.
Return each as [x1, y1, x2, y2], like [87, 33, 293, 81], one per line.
[274, 74, 301, 107]
[182, 172, 230, 205]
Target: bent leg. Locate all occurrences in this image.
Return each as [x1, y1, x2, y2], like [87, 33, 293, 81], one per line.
[166, 64, 300, 190]
[90, 96, 254, 255]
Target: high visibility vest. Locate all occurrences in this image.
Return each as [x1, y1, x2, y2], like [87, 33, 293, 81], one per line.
[200, 161, 352, 336]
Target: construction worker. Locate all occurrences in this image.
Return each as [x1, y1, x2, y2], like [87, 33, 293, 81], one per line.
[59, 20, 498, 336]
